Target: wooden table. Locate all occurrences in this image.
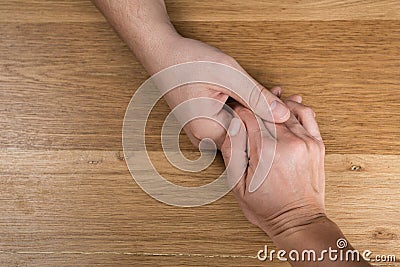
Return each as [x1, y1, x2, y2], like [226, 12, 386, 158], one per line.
[1, 1, 399, 266]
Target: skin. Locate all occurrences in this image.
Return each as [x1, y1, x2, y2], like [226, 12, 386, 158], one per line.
[91, 1, 371, 265]
[92, 0, 290, 148]
[221, 95, 370, 266]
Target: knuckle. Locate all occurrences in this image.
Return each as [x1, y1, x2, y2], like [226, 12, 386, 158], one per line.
[306, 139, 321, 153]
[289, 136, 308, 154]
[305, 138, 326, 155]
[317, 140, 326, 154]
[300, 106, 315, 117]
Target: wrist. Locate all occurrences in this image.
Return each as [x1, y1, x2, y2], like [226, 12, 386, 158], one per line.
[270, 215, 337, 249]
[258, 199, 326, 241]
[269, 217, 372, 266]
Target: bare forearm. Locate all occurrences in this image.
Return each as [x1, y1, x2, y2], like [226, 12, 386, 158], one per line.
[91, 0, 180, 73]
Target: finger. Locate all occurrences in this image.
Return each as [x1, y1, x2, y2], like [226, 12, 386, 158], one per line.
[221, 117, 248, 196]
[212, 80, 290, 123]
[284, 100, 322, 141]
[248, 136, 276, 193]
[155, 62, 290, 123]
[236, 106, 264, 160]
[282, 112, 310, 138]
[232, 105, 276, 193]
[270, 86, 282, 98]
[186, 106, 233, 149]
[248, 83, 290, 123]
[172, 96, 232, 149]
[285, 94, 302, 103]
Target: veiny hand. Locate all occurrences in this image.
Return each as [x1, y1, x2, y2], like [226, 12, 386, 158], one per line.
[221, 95, 326, 239]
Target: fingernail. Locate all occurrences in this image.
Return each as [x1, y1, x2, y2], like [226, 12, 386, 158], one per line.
[228, 118, 241, 137]
[270, 101, 290, 121]
[276, 87, 282, 97]
[271, 86, 282, 97]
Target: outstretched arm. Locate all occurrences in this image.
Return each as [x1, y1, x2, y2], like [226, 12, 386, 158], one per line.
[92, 0, 290, 148]
[92, 0, 179, 74]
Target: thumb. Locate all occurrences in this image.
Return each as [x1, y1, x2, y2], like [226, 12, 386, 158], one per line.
[243, 83, 290, 123]
[213, 78, 290, 123]
[221, 118, 248, 195]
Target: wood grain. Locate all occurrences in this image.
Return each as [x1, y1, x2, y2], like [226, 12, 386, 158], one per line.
[0, 254, 290, 267]
[166, 0, 400, 22]
[1, 0, 399, 266]
[0, 151, 399, 263]
[1, 21, 399, 153]
[1, 0, 399, 22]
